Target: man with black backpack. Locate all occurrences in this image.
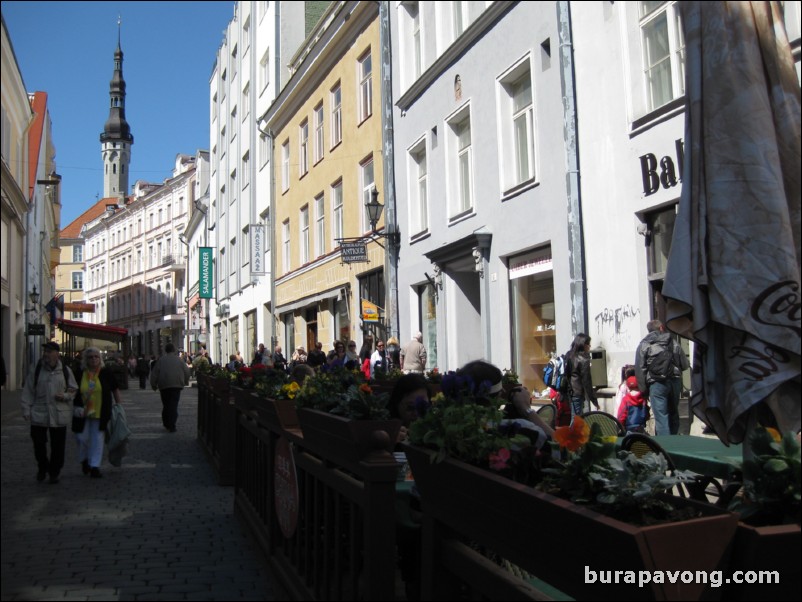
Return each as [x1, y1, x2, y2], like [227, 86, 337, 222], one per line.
[635, 320, 690, 435]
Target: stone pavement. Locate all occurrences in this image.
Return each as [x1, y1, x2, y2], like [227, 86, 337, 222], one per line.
[1, 385, 289, 601]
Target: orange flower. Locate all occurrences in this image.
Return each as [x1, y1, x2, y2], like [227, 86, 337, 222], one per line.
[359, 383, 373, 394]
[765, 427, 782, 443]
[554, 416, 590, 452]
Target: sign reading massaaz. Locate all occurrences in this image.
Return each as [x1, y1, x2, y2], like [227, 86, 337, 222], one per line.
[199, 247, 214, 299]
[250, 224, 266, 275]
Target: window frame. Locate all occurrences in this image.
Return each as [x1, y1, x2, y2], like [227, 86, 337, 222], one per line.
[408, 137, 428, 236]
[313, 103, 324, 164]
[358, 51, 373, 123]
[446, 104, 474, 219]
[299, 204, 310, 265]
[299, 119, 309, 177]
[315, 193, 326, 258]
[331, 83, 343, 148]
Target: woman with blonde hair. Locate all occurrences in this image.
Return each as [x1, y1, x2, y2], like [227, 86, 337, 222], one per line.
[72, 347, 123, 478]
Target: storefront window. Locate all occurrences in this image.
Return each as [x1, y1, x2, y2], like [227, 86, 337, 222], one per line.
[282, 312, 295, 351]
[230, 317, 240, 359]
[510, 249, 555, 395]
[334, 297, 350, 343]
[419, 283, 437, 369]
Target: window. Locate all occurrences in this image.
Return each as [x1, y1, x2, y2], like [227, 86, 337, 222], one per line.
[230, 107, 237, 139]
[282, 140, 290, 192]
[242, 83, 250, 120]
[360, 158, 375, 231]
[409, 141, 428, 234]
[72, 271, 84, 290]
[282, 219, 290, 272]
[447, 107, 473, 216]
[499, 61, 536, 190]
[639, 1, 685, 112]
[299, 119, 309, 176]
[331, 83, 342, 147]
[259, 133, 269, 168]
[358, 52, 373, 122]
[332, 181, 343, 247]
[315, 194, 325, 257]
[260, 50, 270, 93]
[299, 205, 310, 265]
[242, 227, 249, 267]
[242, 152, 250, 189]
[313, 104, 324, 163]
[73, 245, 83, 263]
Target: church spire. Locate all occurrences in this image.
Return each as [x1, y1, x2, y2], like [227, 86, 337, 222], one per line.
[100, 16, 133, 199]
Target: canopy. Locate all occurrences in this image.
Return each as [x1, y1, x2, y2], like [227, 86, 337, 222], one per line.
[56, 319, 128, 343]
[663, 1, 801, 444]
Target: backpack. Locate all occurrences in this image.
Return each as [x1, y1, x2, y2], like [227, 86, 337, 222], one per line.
[543, 354, 572, 395]
[34, 360, 72, 388]
[644, 338, 674, 382]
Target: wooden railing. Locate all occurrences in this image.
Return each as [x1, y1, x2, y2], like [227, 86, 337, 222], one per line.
[232, 390, 400, 601]
[196, 373, 236, 485]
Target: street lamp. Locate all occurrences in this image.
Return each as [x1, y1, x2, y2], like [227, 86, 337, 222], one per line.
[29, 285, 40, 307]
[365, 187, 383, 232]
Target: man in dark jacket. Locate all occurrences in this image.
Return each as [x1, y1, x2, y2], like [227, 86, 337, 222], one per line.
[635, 320, 690, 435]
[150, 343, 191, 432]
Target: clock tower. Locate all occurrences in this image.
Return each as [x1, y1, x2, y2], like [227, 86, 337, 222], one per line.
[100, 21, 133, 199]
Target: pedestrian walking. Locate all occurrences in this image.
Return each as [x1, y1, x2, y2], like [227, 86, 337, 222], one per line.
[72, 346, 123, 478]
[135, 355, 149, 389]
[635, 319, 689, 435]
[400, 332, 427, 374]
[150, 343, 191, 432]
[19, 341, 78, 484]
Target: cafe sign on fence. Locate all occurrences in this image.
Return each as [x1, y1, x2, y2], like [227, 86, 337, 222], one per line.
[340, 241, 368, 264]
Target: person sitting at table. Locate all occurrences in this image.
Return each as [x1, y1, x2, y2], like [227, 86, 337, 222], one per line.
[389, 373, 430, 445]
[461, 360, 553, 447]
[617, 375, 649, 433]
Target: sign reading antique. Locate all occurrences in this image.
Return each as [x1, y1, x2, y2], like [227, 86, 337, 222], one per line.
[199, 247, 214, 299]
[274, 438, 299, 539]
[340, 241, 368, 264]
[250, 224, 266, 275]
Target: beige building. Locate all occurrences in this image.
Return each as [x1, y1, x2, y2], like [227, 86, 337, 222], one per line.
[265, 1, 386, 354]
[1, 16, 33, 389]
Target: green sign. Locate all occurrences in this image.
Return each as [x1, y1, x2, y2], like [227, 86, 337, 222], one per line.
[199, 247, 214, 299]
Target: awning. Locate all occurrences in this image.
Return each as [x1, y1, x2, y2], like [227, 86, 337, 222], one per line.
[56, 319, 128, 343]
[275, 288, 343, 315]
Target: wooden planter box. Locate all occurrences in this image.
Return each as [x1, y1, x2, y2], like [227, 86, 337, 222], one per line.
[403, 444, 738, 601]
[232, 388, 300, 435]
[297, 408, 401, 466]
[723, 521, 801, 601]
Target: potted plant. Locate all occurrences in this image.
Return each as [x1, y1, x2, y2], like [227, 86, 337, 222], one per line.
[294, 366, 400, 463]
[723, 426, 801, 601]
[405, 397, 737, 601]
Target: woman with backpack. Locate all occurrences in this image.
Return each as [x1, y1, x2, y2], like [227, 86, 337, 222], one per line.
[565, 333, 598, 421]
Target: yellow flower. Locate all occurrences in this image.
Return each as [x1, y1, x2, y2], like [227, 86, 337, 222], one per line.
[554, 417, 591, 452]
[765, 427, 782, 443]
[282, 381, 301, 399]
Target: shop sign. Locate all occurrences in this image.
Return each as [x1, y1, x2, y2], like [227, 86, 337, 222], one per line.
[199, 247, 214, 299]
[341, 241, 368, 263]
[250, 224, 266, 275]
[639, 138, 684, 196]
[509, 248, 552, 280]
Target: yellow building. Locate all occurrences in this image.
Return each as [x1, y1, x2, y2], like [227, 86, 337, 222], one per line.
[265, 1, 386, 353]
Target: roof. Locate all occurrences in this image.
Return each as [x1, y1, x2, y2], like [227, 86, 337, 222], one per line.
[56, 319, 128, 342]
[27, 91, 47, 202]
[60, 196, 129, 238]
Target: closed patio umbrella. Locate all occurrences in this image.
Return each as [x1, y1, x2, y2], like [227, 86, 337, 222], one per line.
[662, 1, 800, 444]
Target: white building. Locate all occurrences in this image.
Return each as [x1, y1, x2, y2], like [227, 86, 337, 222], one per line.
[207, 1, 326, 365]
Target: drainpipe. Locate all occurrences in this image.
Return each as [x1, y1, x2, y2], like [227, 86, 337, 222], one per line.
[557, 1, 588, 335]
[379, 1, 399, 342]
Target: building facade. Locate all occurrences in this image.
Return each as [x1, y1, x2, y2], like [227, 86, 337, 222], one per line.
[207, 1, 326, 365]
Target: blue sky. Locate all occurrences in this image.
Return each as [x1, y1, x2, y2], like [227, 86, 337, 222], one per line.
[2, 1, 235, 228]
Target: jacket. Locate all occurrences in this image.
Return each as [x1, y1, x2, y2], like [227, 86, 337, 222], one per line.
[635, 331, 690, 392]
[20, 359, 78, 427]
[569, 352, 597, 406]
[617, 389, 649, 432]
[150, 353, 191, 390]
[73, 366, 119, 431]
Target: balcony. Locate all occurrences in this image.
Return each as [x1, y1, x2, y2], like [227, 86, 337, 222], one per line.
[161, 304, 186, 323]
[161, 253, 186, 273]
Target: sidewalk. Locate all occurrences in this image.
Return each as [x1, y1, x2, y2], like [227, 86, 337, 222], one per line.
[1, 386, 288, 601]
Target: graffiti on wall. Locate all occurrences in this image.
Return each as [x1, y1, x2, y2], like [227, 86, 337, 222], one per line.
[594, 305, 641, 347]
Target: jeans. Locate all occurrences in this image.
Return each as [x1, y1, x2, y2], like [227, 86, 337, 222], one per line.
[570, 396, 587, 422]
[75, 418, 105, 469]
[31, 425, 66, 477]
[649, 378, 681, 435]
[160, 387, 183, 430]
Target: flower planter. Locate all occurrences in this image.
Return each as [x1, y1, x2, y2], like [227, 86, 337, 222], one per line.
[722, 521, 801, 601]
[232, 387, 300, 434]
[297, 408, 401, 465]
[403, 444, 738, 601]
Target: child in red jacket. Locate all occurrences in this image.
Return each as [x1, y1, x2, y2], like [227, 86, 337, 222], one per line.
[617, 376, 649, 433]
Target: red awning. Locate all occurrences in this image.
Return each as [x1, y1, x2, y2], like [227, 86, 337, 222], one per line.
[56, 319, 128, 343]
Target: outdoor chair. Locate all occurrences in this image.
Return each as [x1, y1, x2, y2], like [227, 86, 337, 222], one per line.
[536, 404, 556, 429]
[582, 411, 625, 437]
[621, 433, 725, 503]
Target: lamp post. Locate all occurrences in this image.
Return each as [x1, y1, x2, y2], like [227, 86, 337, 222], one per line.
[363, 187, 400, 342]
